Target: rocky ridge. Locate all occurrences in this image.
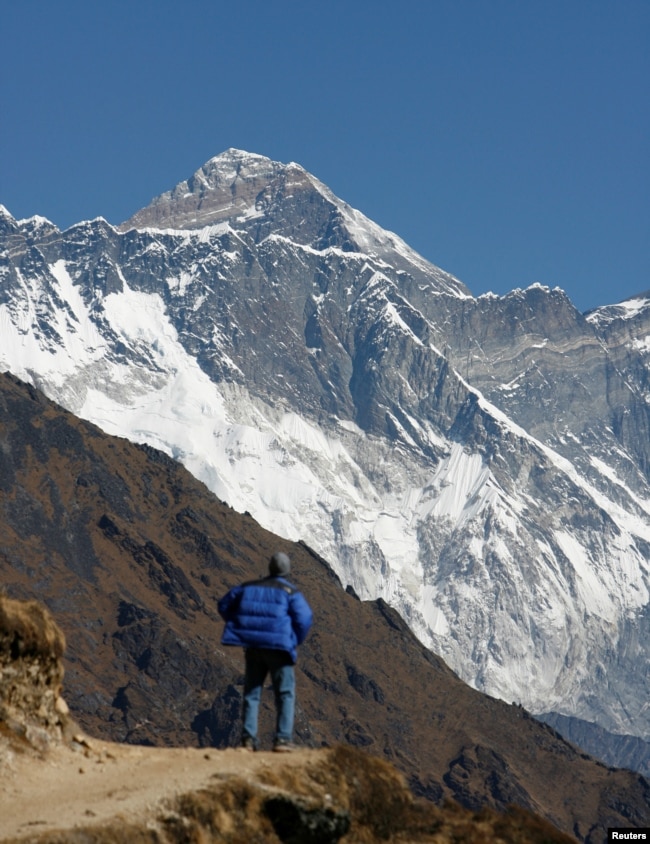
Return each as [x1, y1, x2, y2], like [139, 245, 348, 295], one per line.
[0, 596, 70, 754]
[539, 711, 650, 780]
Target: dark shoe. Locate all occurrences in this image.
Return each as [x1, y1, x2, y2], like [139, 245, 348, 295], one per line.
[239, 736, 256, 751]
[273, 738, 298, 753]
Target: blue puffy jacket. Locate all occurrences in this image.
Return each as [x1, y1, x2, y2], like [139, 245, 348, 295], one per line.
[218, 576, 313, 663]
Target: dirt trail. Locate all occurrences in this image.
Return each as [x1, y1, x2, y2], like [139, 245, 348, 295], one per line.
[0, 736, 315, 841]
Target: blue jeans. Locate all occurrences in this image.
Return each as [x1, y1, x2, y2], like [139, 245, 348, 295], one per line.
[242, 648, 295, 745]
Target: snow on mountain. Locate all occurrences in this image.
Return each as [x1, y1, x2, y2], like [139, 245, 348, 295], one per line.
[586, 292, 650, 324]
[1, 151, 649, 746]
[120, 148, 469, 299]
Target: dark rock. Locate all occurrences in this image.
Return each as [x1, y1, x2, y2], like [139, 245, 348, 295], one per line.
[265, 795, 351, 844]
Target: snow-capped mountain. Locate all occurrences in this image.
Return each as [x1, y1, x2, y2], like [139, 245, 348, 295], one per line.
[1, 149, 649, 744]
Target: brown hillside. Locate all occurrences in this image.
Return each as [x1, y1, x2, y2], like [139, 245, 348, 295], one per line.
[0, 594, 576, 844]
[0, 372, 648, 842]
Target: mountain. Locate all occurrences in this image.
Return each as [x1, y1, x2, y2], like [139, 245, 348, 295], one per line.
[0, 371, 647, 842]
[0, 149, 649, 756]
[539, 711, 650, 780]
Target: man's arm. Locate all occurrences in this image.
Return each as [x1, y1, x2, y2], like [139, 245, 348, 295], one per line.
[289, 591, 313, 645]
[218, 585, 242, 621]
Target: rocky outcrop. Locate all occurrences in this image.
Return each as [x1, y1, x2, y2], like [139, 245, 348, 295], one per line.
[0, 595, 71, 753]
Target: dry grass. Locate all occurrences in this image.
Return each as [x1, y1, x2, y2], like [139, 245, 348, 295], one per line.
[0, 597, 66, 663]
[169, 777, 279, 843]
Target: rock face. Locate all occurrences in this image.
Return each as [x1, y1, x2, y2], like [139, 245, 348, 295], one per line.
[0, 150, 649, 753]
[0, 595, 70, 752]
[0, 372, 648, 843]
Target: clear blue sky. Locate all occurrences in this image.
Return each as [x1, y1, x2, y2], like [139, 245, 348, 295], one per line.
[1, 1, 647, 312]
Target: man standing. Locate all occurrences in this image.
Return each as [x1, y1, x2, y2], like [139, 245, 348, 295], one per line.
[218, 551, 313, 752]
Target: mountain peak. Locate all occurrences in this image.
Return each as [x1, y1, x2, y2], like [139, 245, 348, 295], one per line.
[118, 149, 309, 233]
[117, 149, 468, 295]
[205, 147, 300, 172]
[586, 290, 650, 326]
[0, 206, 60, 238]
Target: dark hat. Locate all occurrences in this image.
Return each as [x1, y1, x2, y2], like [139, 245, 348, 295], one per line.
[269, 551, 291, 576]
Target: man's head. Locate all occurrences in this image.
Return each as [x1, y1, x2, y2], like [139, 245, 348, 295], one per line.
[269, 551, 291, 576]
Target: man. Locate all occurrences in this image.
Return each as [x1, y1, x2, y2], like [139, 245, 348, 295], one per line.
[218, 551, 313, 752]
